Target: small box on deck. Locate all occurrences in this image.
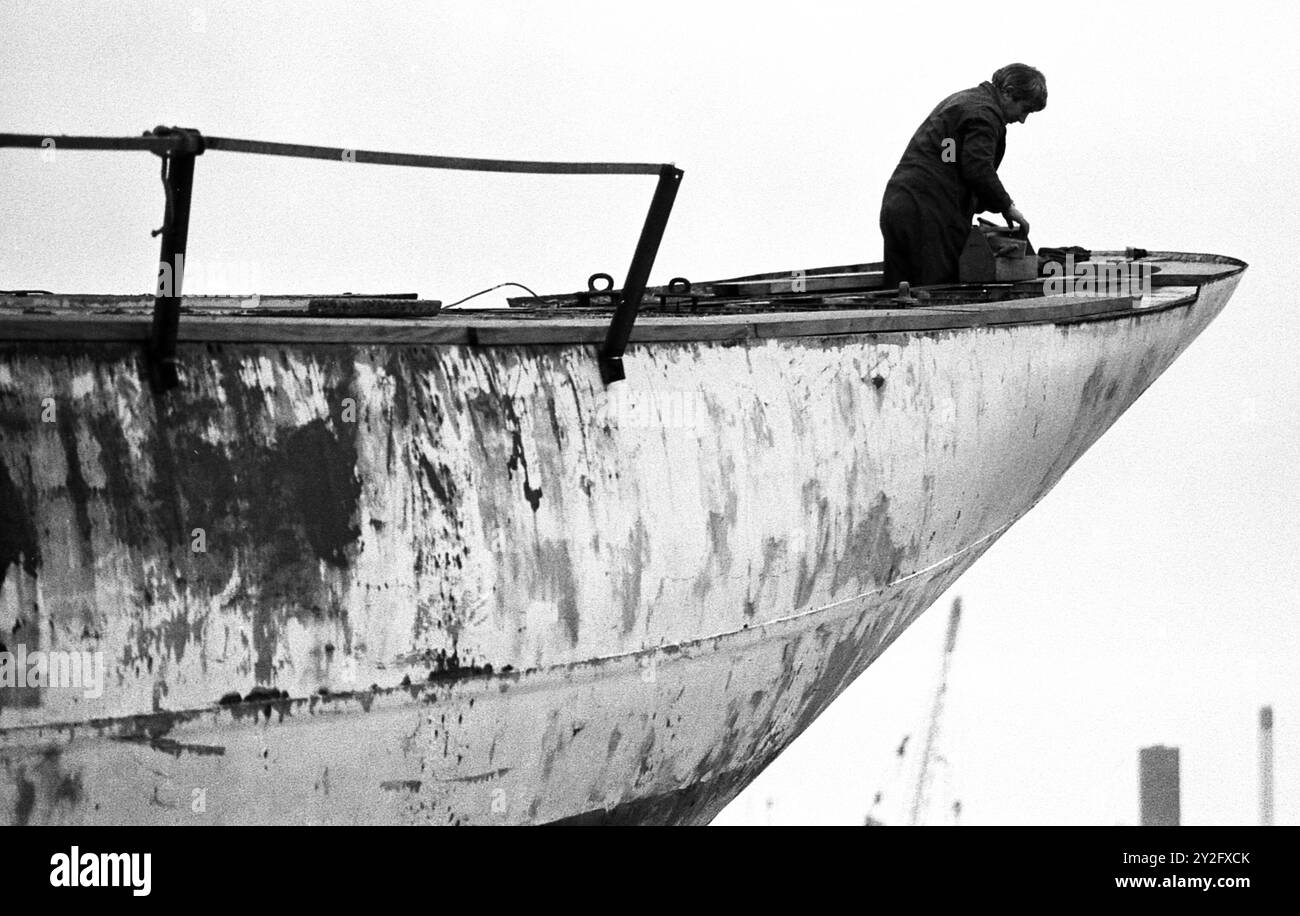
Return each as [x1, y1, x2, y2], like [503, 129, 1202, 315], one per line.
[957, 225, 1038, 283]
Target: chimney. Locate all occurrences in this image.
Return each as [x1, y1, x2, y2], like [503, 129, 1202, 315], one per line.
[1139, 745, 1180, 826]
[1260, 706, 1274, 827]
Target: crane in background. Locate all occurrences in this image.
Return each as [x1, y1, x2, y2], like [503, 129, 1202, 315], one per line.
[909, 597, 963, 825]
[865, 596, 963, 826]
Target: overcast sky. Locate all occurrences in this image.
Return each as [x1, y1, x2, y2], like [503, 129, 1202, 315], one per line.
[2, 0, 1296, 825]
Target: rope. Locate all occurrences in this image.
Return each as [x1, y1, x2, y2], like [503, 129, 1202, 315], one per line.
[445, 282, 540, 308]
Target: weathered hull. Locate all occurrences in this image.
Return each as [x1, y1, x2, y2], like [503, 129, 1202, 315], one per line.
[0, 260, 1243, 824]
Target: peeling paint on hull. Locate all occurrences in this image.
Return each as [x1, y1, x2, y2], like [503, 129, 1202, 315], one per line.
[0, 267, 1243, 824]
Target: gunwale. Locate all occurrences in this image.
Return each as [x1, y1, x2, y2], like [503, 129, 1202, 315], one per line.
[0, 253, 1245, 347]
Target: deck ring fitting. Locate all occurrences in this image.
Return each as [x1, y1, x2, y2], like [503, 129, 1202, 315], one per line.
[668, 277, 691, 293]
[588, 272, 614, 293]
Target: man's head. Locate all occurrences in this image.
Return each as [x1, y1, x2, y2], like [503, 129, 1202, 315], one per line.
[992, 63, 1047, 124]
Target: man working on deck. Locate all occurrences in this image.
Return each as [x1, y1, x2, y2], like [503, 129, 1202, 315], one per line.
[880, 63, 1047, 287]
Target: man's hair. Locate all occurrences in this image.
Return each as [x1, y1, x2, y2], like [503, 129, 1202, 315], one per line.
[992, 63, 1048, 112]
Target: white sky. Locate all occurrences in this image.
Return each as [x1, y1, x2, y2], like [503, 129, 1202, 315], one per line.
[2, 0, 1296, 825]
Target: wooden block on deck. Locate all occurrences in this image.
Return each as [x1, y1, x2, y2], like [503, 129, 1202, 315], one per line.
[307, 298, 442, 318]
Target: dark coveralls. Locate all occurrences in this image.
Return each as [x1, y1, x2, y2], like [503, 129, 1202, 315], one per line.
[880, 81, 1013, 286]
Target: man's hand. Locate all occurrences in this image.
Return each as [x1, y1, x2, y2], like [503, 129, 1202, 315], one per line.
[1002, 205, 1030, 236]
